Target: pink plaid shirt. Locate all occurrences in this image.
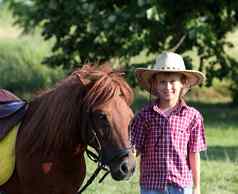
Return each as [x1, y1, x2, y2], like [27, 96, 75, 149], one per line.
[130, 100, 207, 191]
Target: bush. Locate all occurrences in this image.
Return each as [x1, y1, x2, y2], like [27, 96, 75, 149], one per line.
[0, 37, 65, 97]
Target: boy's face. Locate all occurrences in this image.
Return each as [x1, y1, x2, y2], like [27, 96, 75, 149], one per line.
[153, 72, 184, 102]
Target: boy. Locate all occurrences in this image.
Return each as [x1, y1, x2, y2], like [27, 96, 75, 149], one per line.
[130, 52, 207, 194]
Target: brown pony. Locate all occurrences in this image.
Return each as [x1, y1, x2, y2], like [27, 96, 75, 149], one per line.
[0, 64, 135, 194]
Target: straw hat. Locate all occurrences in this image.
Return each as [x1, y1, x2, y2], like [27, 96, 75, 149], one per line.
[135, 52, 206, 96]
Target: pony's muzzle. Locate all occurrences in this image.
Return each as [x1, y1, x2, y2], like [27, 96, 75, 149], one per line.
[110, 159, 136, 181]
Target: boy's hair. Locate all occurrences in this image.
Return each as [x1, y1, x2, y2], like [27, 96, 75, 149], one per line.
[150, 72, 188, 84]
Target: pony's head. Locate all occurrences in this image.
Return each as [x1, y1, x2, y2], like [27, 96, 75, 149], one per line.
[19, 64, 135, 181]
[73, 64, 135, 180]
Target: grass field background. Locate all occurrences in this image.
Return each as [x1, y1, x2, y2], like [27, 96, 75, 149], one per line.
[0, 4, 238, 194]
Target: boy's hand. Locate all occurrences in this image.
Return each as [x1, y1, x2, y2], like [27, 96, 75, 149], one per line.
[132, 146, 140, 157]
[193, 186, 201, 194]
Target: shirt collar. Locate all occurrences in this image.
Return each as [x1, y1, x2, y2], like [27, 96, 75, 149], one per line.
[152, 99, 188, 116]
[174, 100, 188, 116]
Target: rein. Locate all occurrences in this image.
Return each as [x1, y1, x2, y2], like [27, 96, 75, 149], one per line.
[77, 129, 131, 194]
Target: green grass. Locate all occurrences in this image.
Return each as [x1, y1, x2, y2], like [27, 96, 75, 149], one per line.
[201, 161, 238, 194]
[79, 158, 140, 194]
[199, 103, 238, 194]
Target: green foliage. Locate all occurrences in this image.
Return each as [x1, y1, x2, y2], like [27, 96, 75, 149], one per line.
[0, 37, 65, 96]
[125, 61, 152, 88]
[0, 1, 13, 26]
[228, 58, 238, 105]
[4, 0, 238, 103]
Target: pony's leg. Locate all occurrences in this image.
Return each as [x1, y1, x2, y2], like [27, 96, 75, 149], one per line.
[0, 170, 23, 194]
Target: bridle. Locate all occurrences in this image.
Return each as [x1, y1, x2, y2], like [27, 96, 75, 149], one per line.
[76, 111, 133, 194]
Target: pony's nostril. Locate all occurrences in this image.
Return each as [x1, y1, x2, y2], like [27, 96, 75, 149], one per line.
[120, 161, 129, 174]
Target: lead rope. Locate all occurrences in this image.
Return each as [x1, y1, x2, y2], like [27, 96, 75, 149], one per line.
[77, 148, 110, 194]
[77, 129, 110, 194]
[77, 166, 101, 194]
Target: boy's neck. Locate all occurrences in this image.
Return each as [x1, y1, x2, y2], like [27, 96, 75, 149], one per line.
[158, 99, 179, 110]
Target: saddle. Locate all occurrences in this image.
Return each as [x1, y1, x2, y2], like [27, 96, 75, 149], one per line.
[0, 89, 28, 185]
[0, 89, 28, 140]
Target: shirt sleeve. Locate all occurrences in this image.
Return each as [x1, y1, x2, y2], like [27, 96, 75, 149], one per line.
[130, 112, 148, 152]
[188, 112, 207, 153]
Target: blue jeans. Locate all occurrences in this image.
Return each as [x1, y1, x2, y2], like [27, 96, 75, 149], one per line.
[141, 185, 192, 194]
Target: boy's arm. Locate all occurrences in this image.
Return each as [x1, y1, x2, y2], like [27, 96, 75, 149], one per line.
[189, 152, 201, 194]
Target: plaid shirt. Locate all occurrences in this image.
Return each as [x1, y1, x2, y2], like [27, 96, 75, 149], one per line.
[130, 100, 207, 191]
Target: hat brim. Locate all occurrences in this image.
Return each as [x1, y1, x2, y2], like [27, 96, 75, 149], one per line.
[135, 68, 206, 96]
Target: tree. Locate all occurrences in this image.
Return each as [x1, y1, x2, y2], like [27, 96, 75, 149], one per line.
[5, 0, 238, 103]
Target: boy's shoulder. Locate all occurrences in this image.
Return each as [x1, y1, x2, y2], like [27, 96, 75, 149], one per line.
[184, 103, 203, 119]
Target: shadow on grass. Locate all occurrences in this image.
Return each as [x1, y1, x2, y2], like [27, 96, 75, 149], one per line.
[201, 145, 238, 163]
[188, 101, 238, 128]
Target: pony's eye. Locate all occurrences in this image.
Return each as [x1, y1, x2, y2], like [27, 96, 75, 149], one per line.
[98, 112, 107, 120]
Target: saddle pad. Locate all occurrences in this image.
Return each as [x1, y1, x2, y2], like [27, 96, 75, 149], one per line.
[0, 101, 26, 118]
[0, 125, 18, 185]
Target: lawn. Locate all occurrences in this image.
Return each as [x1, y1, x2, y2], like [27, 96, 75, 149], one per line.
[81, 95, 238, 194]
[198, 102, 238, 194]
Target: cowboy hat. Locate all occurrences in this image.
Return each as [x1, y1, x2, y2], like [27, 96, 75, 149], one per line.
[135, 52, 206, 96]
